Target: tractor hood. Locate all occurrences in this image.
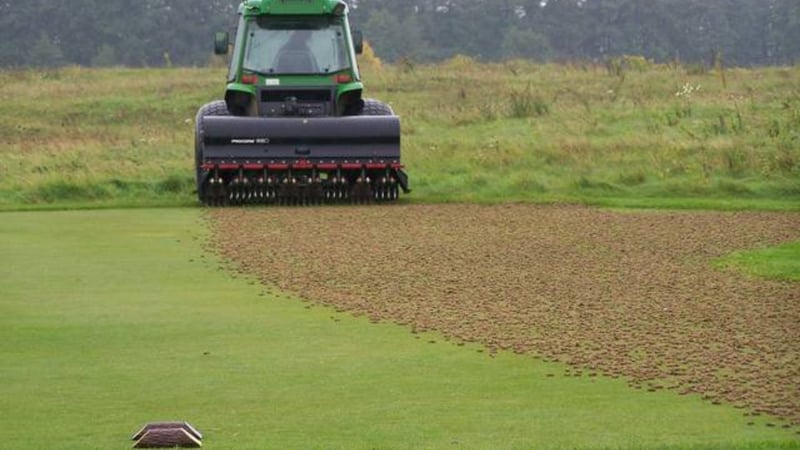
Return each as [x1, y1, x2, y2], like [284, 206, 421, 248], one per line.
[243, 0, 348, 16]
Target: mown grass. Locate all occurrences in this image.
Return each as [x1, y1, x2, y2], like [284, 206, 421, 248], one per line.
[716, 240, 800, 281]
[0, 60, 798, 210]
[1, 208, 798, 449]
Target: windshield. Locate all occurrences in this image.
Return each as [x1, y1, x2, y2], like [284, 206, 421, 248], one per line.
[243, 16, 350, 75]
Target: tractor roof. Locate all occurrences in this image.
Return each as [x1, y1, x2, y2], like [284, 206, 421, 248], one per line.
[241, 0, 349, 16]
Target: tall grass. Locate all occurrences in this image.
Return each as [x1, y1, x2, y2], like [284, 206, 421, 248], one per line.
[0, 61, 798, 210]
[371, 59, 799, 208]
[0, 67, 211, 208]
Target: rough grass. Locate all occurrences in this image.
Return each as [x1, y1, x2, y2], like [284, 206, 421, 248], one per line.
[382, 60, 800, 209]
[0, 61, 798, 210]
[1, 208, 798, 449]
[0, 67, 208, 208]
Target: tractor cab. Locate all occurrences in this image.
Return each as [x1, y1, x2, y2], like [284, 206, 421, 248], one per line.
[214, 0, 365, 117]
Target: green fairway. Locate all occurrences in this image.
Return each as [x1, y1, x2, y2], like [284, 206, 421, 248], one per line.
[0, 208, 797, 449]
[716, 240, 800, 281]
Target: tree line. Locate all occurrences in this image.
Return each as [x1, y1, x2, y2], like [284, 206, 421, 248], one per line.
[0, 0, 797, 68]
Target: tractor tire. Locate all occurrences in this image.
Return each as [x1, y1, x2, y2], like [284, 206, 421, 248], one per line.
[195, 101, 229, 202]
[361, 98, 394, 116]
[199, 100, 230, 118]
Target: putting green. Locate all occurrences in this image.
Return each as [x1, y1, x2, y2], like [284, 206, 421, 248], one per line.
[0, 209, 796, 449]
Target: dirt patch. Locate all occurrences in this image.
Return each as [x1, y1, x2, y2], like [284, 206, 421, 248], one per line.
[208, 204, 800, 425]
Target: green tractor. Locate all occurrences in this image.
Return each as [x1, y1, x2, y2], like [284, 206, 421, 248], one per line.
[196, 0, 408, 205]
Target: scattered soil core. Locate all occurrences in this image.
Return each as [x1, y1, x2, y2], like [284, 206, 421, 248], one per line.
[208, 204, 800, 425]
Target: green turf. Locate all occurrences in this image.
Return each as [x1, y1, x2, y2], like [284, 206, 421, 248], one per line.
[716, 240, 800, 281]
[0, 208, 797, 449]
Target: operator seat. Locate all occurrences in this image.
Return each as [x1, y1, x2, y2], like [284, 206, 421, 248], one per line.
[275, 50, 319, 73]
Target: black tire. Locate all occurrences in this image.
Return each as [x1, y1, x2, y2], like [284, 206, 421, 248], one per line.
[361, 98, 394, 116]
[199, 100, 230, 118]
[195, 100, 229, 202]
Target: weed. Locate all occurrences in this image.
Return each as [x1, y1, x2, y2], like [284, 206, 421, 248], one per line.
[478, 102, 499, 121]
[397, 56, 416, 73]
[722, 148, 750, 176]
[685, 63, 708, 75]
[576, 176, 620, 192]
[606, 54, 651, 78]
[509, 83, 549, 118]
[157, 174, 192, 194]
[30, 180, 111, 202]
[768, 119, 781, 138]
[713, 115, 730, 135]
[716, 179, 754, 196]
[618, 171, 648, 186]
[769, 146, 798, 173]
[513, 174, 547, 193]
